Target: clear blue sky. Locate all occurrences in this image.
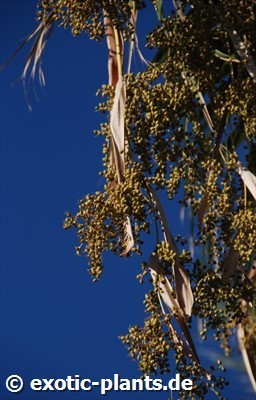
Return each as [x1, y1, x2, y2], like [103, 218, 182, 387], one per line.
[0, 1, 253, 399]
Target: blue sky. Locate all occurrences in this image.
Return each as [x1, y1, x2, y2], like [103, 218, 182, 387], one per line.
[0, 1, 254, 399]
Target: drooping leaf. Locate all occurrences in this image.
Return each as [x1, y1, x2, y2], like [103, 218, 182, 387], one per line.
[127, 5, 149, 72]
[195, 91, 215, 134]
[127, 2, 137, 74]
[1, 13, 54, 109]
[157, 293, 197, 360]
[109, 76, 126, 183]
[21, 21, 53, 85]
[0, 13, 53, 77]
[149, 255, 199, 363]
[238, 163, 256, 201]
[150, 255, 180, 312]
[104, 15, 134, 255]
[104, 15, 124, 87]
[214, 49, 240, 63]
[237, 324, 256, 392]
[154, 0, 164, 22]
[168, 321, 196, 360]
[121, 217, 134, 256]
[105, 14, 126, 184]
[147, 186, 194, 316]
[109, 76, 134, 254]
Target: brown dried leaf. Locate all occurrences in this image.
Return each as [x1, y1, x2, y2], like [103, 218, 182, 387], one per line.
[109, 76, 126, 184]
[109, 77, 134, 254]
[121, 217, 134, 256]
[169, 321, 197, 360]
[148, 186, 194, 316]
[21, 20, 53, 85]
[238, 163, 256, 201]
[149, 255, 199, 363]
[1, 13, 54, 110]
[237, 324, 256, 392]
[104, 15, 123, 87]
[127, 3, 137, 74]
[158, 293, 195, 360]
[104, 14, 133, 255]
[0, 13, 53, 75]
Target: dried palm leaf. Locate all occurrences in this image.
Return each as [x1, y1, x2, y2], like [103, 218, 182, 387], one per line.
[127, 1, 137, 74]
[121, 216, 134, 256]
[0, 13, 53, 75]
[109, 76, 126, 183]
[104, 15, 123, 87]
[168, 321, 196, 360]
[195, 91, 215, 134]
[105, 14, 125, 184]
[133, 34, 150, 69]
[21, 20, 53, 84]
[238, 163, 256, 201]
[237, 323, 256, 392]
[147, 185, 194, 316]
[149, 255, 199, 363]
[214, 49, 240, 63]
[109, 74, 134, 255]
[1, 13, 54, 109]
[158, 292, 196, 360]
[104, 16, 134, 255]
[127, 5, 149, 71]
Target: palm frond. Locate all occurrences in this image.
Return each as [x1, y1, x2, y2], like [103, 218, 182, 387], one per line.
[149, 255, 199, 363]
[147, 185, 194, 317]
[238, 163, 256, 201]
[104, 16, 134, 255]
[1, 13, 54, 110]
[237, 324, 256, 392]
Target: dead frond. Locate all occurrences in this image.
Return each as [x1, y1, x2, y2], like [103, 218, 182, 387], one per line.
[1, 12, 54, 110]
